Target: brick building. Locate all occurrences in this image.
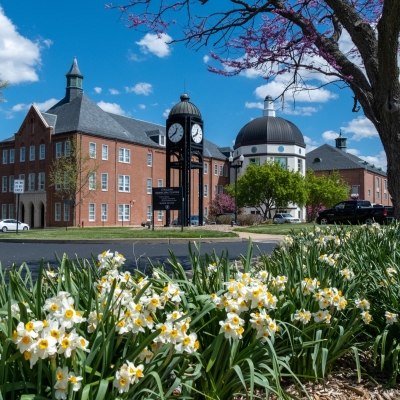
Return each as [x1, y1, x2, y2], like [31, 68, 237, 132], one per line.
[306, 134, 391, 206]
[0, 59, 230, 228]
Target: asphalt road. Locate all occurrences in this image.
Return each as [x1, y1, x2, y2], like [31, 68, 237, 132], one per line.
[0, 240, 277, 278]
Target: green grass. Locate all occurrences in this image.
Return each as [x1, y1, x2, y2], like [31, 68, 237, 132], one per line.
[0, 226, 238, 239]
[234, 222, 317, 235]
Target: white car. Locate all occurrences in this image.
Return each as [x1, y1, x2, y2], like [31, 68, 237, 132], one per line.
[273, 213, 301, 224]
[0, 219, 30, 232]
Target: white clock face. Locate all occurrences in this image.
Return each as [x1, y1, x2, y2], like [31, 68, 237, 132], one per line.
[168, 123, 184, 143]
[191, 124, 203, 143]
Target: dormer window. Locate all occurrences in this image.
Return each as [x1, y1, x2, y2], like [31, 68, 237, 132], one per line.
[160, 135, 165, 146]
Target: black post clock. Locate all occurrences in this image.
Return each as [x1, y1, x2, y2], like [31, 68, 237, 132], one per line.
[166, 94, 204, 227]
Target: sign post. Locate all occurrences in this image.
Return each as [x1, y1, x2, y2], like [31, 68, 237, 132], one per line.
[13, 180, 25, 234]
[152, 187, 183, 231]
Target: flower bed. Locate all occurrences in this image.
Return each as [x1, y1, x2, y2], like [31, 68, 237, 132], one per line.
[0, 223, 399, 399]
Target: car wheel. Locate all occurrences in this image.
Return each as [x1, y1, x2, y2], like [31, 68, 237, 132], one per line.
[2, 226, 7, 232]
[364, 217, 374, 225]
[23, 226, 29, 230]
[318, 217, 329, 225]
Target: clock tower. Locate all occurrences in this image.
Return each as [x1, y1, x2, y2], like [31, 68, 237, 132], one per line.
[166, 94, 204, 226]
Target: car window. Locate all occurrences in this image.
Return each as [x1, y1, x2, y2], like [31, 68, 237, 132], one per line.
[335, 203, 345, 210]
[274, 214, 281, 218]
[282, 214, 292, 217]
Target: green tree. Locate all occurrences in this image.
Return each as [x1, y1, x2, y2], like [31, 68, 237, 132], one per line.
[305, 170, 349, 222]
[0, 76, 9, 103]
[225, 161, 306, 220]
[49, 136, 101, 226]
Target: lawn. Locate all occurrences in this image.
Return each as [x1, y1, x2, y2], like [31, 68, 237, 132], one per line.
[0, 226, 238, 239]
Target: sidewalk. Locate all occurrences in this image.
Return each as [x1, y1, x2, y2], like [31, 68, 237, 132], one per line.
[235, 231, 285, 243]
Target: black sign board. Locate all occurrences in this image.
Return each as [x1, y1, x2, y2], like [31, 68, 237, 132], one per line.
[152, 187, 183, 210]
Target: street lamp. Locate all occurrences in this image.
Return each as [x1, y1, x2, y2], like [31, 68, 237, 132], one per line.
[229, 154, 244, 225]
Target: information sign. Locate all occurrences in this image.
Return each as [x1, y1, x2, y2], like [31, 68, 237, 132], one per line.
[14, 180, 25, 194]
[152, 187, 182, 210]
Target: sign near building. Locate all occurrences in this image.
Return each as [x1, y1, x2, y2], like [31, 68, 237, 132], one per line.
[152, 187, 182, 210]
[14, 180, 25, 194]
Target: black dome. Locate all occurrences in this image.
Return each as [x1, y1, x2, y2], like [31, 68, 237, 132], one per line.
[234, 116, 305, 148]
[169, 93, 201, 117]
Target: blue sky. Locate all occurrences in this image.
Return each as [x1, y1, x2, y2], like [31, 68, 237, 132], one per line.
[0, 1, 386, 169]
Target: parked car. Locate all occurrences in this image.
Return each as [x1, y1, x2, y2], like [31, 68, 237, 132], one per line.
[273, 213, 301, 224]
[317, 200, 394, 225]
[0, 219, 30, 232]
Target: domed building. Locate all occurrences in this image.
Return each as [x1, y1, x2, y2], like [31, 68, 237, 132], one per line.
[231, 96, 307, 220]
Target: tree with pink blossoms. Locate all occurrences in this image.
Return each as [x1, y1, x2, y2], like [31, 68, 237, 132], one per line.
[208, 193, 236, 216]
[109, 0, 400, 218]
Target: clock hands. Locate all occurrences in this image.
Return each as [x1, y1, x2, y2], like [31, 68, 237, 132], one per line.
[170, 127, 177, 137]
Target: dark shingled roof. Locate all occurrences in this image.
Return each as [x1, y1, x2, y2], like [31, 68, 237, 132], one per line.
[306, 144, 387, 176]
[235, 116, 305, 148]
[66, 58, 83, 78]
[169, 93, 201, 118]
[41, 113, 57, 127]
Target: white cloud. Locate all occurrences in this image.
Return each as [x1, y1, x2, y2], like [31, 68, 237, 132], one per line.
[0, 7, 44, 83]
[127, 50, 143, 62]
[279, 105, 319, 116]
[305, 145, 318, 153]
[203, 55, 210, 63]
[322, 130, 339, 141]
[125, 82, 153, 96]
[136, 33, 172, 58]
[341, 116, 378, 141]
[163, 109, 170, 118]
[245, 101, 263, 110]
[97, 101, 125, 115]
[255, 75, 338, 103]
[94, 87, 102, 94]
[359, 151, 387, 171]
[12, 98, 58, 112]
[139, 104, 146, 109]
[346, 148, 360, 156]
[304, 136, 318, 146]
[109, 88, 120, 95]
[43, 39, 53, 48]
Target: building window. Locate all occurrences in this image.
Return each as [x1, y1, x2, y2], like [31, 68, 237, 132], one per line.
[10, 149, 14, 164]
[38, 172, 45, 190]
[274, 157, 287, 170]
[160, 136, 165, 146]
[19, 174, 25, 186]
[89, 143, 96, 159]
[1, 204, 6, 219]
[2, 150, 7, 164]
[147, 178, 152, 194]
[249, 157, 260, 166]
[89, 173, 96, 190]
[101, 204, 108, 221]
[219, 165, 223, 176]
[8, 204, 13, 219]
[147, 153, 152, 167]
[376, 177, 380, 188]
[204, 184, 208, 197]
[384, 193, 387, 200]
[118, 204, 130, 221]
[20, 147, 26, 162]
[64, 172, 70, 189]
[376, 191, 380, 199]
[89, 203, 95, 221]
[204, 163, 208, 174]
[384, 179, 387, 190]
[368, 189, 371, 197]
[55, 203, 61, 221]
[118, 175, 130, 192]
[214, 164, 218, 175]
[39, 144, 45, 160]
[214, 185, 218, 195]
[157, 210, 163, 221]
[119, 148, 130, 163]
[147, 205, 152, 221]
[55, 143, 62, 158]
[204, 206, 208, 217]
[101, 173, 108, 191]
[9, 176, 14, 192]
[224, 165, 228, 177]
[65, 141, 71, 157]
[30, 145, 35, 161]
[28, 173, 35, 191]
[64, 203, 70, 222]
[2, 176, 7, 192]
[158, 179, 163, 187]
[102, 145, 108, 160]
[56, 174, 62, 190]
[219, 185, 223, 194]
[351, 185, 359, 196]
[298, 159, 302, 172]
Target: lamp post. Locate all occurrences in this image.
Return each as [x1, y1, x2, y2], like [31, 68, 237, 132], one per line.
[229, 154, 244, 225]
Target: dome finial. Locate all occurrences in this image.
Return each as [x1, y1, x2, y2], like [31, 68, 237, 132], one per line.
[263, 95, 275, 117]
[180, 93, 190, 102]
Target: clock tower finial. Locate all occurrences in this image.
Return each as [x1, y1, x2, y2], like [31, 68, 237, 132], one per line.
[65, 57, 84, 102]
